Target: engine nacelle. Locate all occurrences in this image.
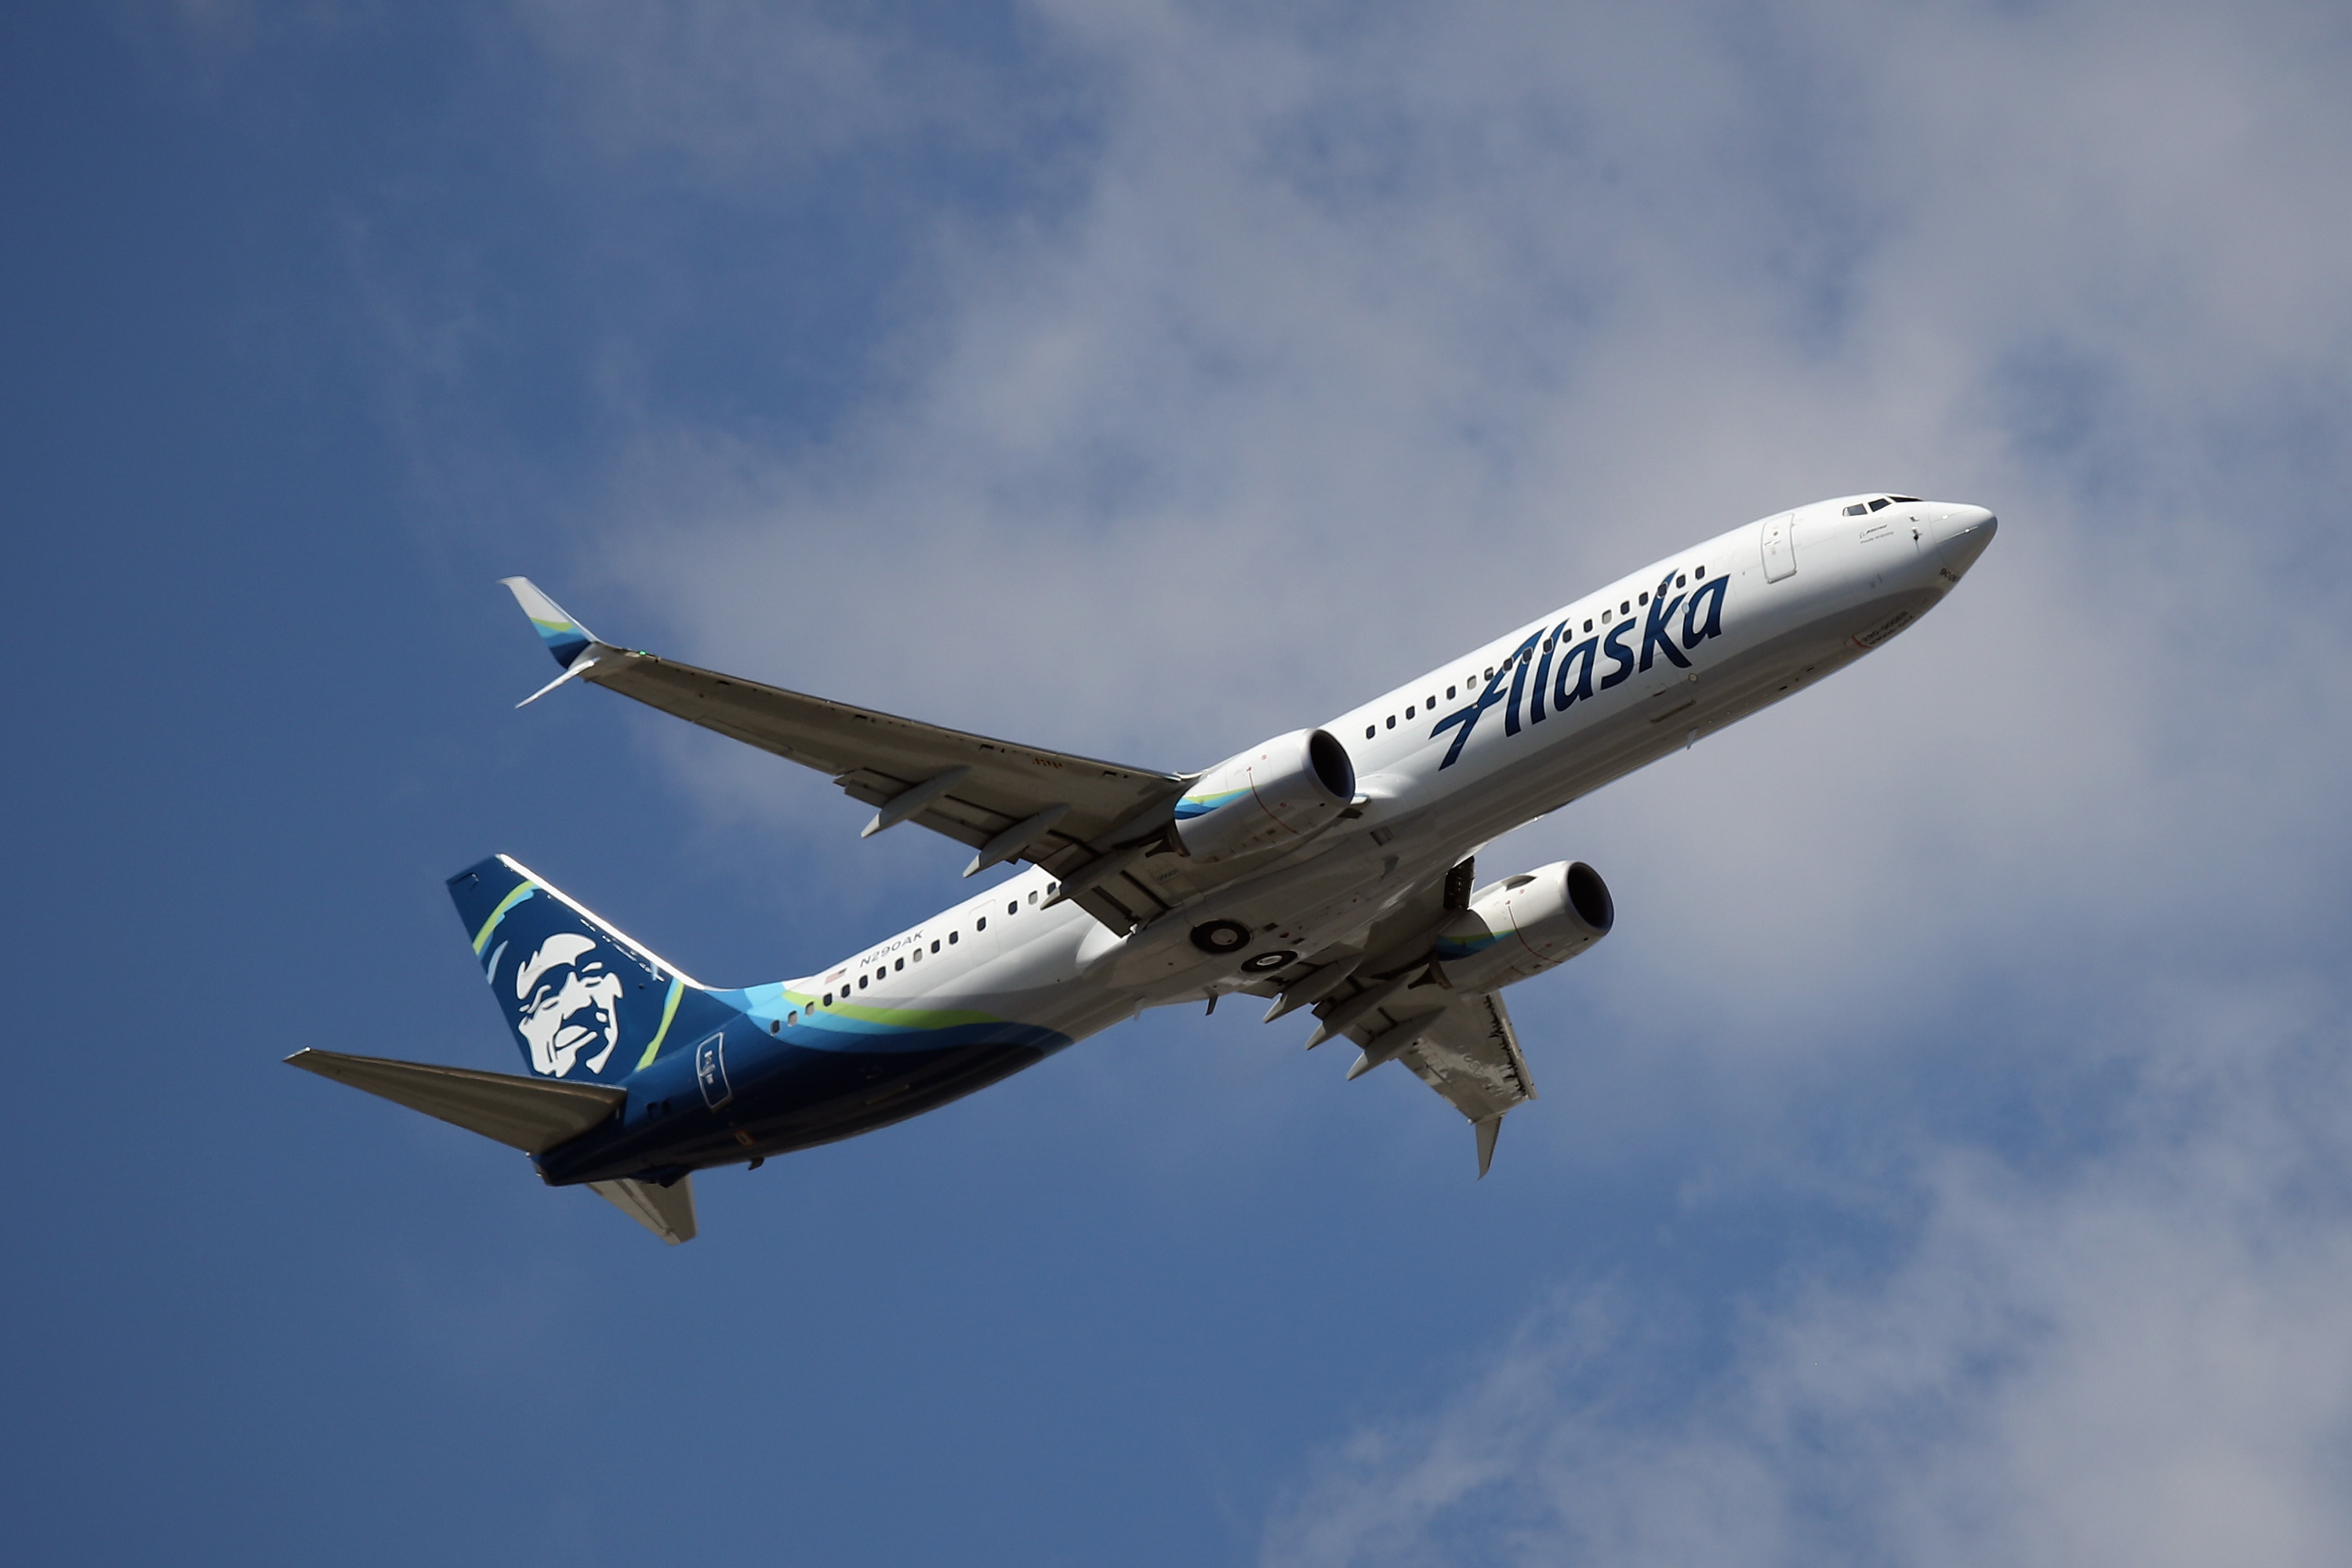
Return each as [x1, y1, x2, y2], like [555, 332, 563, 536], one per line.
[1435, 860, 1615, 991]
[1173, 728, 1356, 863]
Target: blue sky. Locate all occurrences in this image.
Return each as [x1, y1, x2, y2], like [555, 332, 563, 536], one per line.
[6, 2, 2351, 1563]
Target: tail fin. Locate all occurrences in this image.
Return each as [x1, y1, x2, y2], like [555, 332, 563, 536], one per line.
[448, 855, 736, 1086]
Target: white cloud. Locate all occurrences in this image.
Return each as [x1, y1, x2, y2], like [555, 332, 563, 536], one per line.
[521, 0, 2352, 1022]
[394, 2, 2352, 1549]
[508, 0, 991, 174]
[1262, 988, 2352, 1566]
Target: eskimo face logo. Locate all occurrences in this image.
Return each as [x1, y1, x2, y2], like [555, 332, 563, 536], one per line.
[514, 933, 624, 1077]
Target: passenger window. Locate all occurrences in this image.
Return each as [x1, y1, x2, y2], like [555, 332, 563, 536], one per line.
[1446, 684, 1456, 699]
[976, 916, 987, 931]
[1425, 694, 1436, 707]
[1405, 705, 1415, 719]
[912, 949, 922, 962]
[930, 939, 940, 953]
[1639, 591, 1649, 605]
[787, 1010, 798, 1025]
[1365, 724, 1376, 739]
[1601, 610, 1610, 624]
[1676, 573, 1686, 588]
[949, 931, 959, 945]
[1385, 715, 1396, 729]
[1620, 600, 1630, 614]
[1694, 565, 1705, 579]
[858, 975, 867, 989]
[895, 957, 905, 971]
[1028, 891, 1039, 905]
[1484, 667, 1494, 680]
[822, 992, 833, 1005]
[1007, 901, 1018, 915]
[1584, 619, 1594, 632]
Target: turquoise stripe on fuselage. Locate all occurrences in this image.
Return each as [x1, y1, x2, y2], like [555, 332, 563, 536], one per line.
[713, 984, 1076, 1058]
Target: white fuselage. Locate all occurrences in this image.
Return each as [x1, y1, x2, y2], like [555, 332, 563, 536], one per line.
[760, 496, 1997, 1048]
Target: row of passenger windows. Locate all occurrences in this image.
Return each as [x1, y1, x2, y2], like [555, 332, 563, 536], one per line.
[1364, 564, 1710, 739]
[793, 883, 1060, 1017]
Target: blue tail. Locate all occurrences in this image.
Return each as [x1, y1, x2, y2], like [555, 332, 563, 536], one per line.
[448, 855, 739, 1084]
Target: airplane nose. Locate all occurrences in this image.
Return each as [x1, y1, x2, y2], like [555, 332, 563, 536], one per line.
[1934, 504, 1998, 576]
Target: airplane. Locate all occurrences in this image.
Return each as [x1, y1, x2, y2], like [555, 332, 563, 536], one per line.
[290, 494, 1997, 1242]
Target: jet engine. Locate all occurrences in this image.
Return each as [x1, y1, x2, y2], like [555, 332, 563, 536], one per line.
[1434, 860, 1614, 991]
[1172, 728, 1356, 863]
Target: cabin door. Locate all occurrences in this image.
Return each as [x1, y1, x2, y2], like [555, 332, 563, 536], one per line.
[1760, 512, 1797, 582]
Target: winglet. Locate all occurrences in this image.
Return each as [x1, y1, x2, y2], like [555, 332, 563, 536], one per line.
[1474, 1114, 1502, 1178]
[501, 576, 600, 670]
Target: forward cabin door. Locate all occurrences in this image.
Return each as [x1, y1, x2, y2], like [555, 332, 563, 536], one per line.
[1760, 511, 1797, 582]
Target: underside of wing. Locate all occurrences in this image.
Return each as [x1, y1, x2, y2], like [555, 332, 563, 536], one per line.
[1395, 991, 1537, 1128]
[1312, 973, 1537, 1178]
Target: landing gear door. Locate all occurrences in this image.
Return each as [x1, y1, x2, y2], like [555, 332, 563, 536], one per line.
[694, 1032, 733, 1110]
[1760, 511, 1797, 583]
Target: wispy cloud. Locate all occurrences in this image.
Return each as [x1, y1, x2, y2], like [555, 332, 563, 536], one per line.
[1263, 982, 2352, 1566]
[339, 0, 2352, 1552]
[492, 0, 2352, 983]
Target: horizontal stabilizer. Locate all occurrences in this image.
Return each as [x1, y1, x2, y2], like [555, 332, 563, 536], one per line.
[285, 1047, 625, 1155]
[589, 1176, 698, 1244]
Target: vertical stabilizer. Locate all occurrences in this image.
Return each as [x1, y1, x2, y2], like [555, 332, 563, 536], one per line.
[448, 855, 739, 1086]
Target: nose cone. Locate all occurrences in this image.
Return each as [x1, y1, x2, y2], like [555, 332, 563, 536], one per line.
[1933, 503, 1998, 577]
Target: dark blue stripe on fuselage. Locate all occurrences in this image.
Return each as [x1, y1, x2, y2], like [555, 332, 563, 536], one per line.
[535, 1032, 1054, 1184]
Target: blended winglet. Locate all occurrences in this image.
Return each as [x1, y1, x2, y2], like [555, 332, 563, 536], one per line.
[500, 578, 615, 706]
[501, 576, 599, 670]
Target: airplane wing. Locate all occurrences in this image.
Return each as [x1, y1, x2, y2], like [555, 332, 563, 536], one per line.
[1396, 993, 1537, 1140]
[1325, 988, 1537, 1177]
[501, 579, 1186, 930]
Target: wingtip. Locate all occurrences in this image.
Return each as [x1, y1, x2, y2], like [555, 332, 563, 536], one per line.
[499, 576, 600, 670]
[1474, 1114, 1502, 1178]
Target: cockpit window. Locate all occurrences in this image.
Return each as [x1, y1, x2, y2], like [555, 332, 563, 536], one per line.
[1887, 495, 1921, 503]
[1867, 497, 1891, 511]
[1842, 503, 1868, 516]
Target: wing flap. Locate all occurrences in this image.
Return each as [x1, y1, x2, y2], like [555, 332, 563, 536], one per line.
[579, 649, 1183, 890]
[1396, 991, 1537, 1125]
[1325, 989, 1537, 1177]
